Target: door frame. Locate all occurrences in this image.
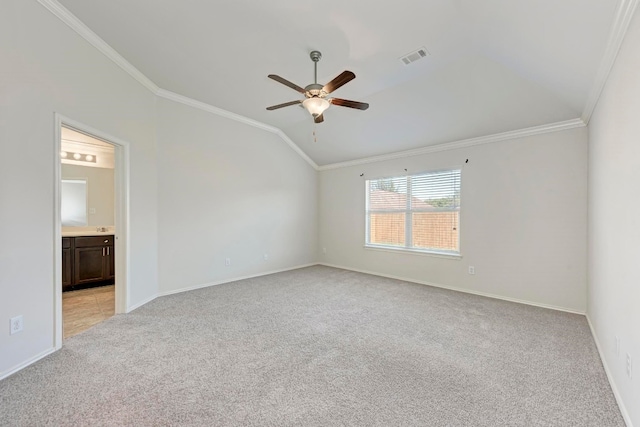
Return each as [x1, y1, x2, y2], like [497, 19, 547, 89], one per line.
[53, 114, 131, 349]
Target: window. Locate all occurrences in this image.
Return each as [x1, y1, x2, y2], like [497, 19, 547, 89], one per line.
[365, 169, 461, 255]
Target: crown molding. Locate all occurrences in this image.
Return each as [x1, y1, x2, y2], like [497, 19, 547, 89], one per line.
[36, 0, 319, 170]
[156, 89, 318, 170]
[317, 118, 586, 171]
[37, 0, 160, 94]
[273, 129, 319, 170]
[156, 89, 277, 133]
[582, 0, 639, 124]
[36, 0, 594, 174]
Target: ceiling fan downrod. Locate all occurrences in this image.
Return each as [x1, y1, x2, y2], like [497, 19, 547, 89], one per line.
[306, 51, 324, 97]
[310, 50, 322, 85]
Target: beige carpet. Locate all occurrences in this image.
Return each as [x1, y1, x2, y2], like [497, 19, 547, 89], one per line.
[0, 266, 624, 426]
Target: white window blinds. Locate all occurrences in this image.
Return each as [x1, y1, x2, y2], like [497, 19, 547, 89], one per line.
[366, 169, 461, 254]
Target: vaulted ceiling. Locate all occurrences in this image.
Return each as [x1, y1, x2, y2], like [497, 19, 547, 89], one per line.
[56, 0, 619, 166]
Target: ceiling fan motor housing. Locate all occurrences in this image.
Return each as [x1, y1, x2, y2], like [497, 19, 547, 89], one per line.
[305, 83, 326, 98]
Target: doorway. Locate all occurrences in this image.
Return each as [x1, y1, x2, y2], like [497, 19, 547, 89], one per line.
[54, 115, 130, 348]
[60, 128, 115, 338]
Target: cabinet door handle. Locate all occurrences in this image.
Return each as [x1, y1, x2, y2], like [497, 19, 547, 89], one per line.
[102, 247, 105, 256]
[107, 247, 110, 256]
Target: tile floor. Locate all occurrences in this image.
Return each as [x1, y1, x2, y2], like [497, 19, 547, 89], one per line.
[62, 284, 115, 339]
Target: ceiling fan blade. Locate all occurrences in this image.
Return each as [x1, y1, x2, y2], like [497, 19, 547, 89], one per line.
[268, 74, 306, 94]
[266, 100, 302, 110]
[323, 71, 355, 94]
[330, 98, 369, 110]
[314, 113, 324, 124]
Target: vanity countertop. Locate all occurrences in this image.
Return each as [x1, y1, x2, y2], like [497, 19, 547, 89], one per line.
[62, 227, 115, 237]
[62, 231, 115, 237]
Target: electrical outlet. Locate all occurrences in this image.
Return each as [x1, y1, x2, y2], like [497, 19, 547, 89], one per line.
[627, 353, 633, 379]
[615, 336, 620, 356]
[263, 254, 268, 261]
[468, 266, 475, 275]
[10, 315, 23, 335]
[225, 258, 231, 266]
[89, 207, 96, 214]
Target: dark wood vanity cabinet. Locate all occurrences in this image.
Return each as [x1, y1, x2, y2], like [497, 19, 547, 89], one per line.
[62, 238, 73, 289]
[62, 235, 114, 291]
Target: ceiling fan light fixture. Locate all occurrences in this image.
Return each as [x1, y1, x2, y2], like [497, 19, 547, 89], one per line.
[267, 51, 367, 122]
[303, 97, 330, 117]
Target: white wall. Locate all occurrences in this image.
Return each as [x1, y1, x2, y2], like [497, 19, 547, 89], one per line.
[156, 99, 318, 293]
[62, 164, 114, 227]
[0, 1, 158, 376]
[2, 5, 631, 420]
[319, 127, 588, 312]
[588, 6, 640, 426]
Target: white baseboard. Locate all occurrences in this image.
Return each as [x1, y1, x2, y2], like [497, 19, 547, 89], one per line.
[317, 264, 634, 422]
[157, 263, 318, 298]
[127, 293, 158, 313]
[586, 315, 634, 427]
[0, 347, 57, 381]
[2, 264, 318, 381]
[318, 262, 585, 315]
[131, 264, 320, 309]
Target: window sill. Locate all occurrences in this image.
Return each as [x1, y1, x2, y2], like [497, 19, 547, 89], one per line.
[364, 244, 462, 260]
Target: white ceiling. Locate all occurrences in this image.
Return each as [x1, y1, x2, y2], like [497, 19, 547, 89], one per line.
[56, 0, 619, 166]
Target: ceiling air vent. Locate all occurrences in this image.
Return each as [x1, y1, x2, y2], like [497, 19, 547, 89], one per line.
[399, 47, 430, 66]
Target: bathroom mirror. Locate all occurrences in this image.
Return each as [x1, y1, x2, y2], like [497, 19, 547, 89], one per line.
[61, 179, 88, 226]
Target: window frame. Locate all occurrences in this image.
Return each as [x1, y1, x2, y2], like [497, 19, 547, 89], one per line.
[364, 168, 462, 258]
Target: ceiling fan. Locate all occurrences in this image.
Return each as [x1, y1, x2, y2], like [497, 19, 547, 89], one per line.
[266, 51, 369, 123]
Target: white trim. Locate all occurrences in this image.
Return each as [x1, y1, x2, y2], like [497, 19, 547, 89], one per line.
[36, 0, 159, 94]
[127, 293, 158, 313]
[157, 263, 317, 298]
[0, 348, 56, 381]
[112, 136, 131, 314]
[126, 263, 319, 311]
[364, 245, 463, 260]
[318, 119, 586, 171]
[156, 89, 277, 134]
[36, 0, 593, 173]
[36, 0, 320, 170]
[54, 114, 132, 350]
[273, 129, 318, 170]
[318, 262, 586, 315]
[57, 116, 131, 314]
[586, 315, 634, 427]
[156, 89, 319, 170]
[53, 117, 63, 349]
[582, 0, 640, 124]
